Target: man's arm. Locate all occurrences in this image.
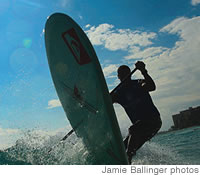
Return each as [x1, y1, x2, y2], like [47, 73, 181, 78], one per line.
[135, 61, 156, 92]
[110, 92, 118, 104]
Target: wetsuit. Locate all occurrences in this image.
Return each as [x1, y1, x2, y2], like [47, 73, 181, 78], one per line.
[112, 79, 162, 161]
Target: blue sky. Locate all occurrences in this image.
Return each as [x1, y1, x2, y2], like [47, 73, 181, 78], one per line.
[0, 0, 200, 149]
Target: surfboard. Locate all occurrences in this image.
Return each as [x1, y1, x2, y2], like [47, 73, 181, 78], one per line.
[45, 13, 128, 165]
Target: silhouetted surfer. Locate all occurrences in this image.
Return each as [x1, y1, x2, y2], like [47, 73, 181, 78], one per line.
[111, 61, 162, 164]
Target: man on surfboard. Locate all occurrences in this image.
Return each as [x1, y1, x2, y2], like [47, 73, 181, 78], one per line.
[111, 61, 162, 164]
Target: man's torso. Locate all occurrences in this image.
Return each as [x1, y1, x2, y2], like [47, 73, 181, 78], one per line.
[114, 79, 160, 124]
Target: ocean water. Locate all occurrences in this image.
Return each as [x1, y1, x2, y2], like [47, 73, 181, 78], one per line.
[0, 126, 200, 165]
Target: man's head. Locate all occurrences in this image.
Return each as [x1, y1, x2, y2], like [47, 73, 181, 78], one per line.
[117, 65, 131, 82]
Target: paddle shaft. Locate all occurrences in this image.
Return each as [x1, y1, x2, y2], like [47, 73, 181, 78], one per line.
[50, 68, 137, 147]
[110, 68, 137, 95]
[48, 120, 82, 153]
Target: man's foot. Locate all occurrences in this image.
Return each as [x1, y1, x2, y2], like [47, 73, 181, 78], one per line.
[127, 151, 136, 164]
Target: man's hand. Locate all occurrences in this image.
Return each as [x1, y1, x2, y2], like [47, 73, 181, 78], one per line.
[135, 61, 147, 74]
[135, 61, 145, 72]
[135, 61, 156, 91]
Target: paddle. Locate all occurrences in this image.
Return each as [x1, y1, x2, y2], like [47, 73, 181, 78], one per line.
[48, 68, 137, 152]
[110, 67, 137, 95]
[47, 130, 74, 153]
[48, 119, 83, 153]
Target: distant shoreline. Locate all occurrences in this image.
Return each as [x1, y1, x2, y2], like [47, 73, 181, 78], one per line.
[158, 125, 200, 135]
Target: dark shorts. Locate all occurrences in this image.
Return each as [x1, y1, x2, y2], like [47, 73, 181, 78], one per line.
[129, 118, 161, 139]
[124, 118, 162, 152]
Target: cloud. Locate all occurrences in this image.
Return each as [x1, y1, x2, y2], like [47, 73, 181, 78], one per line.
[79, 15, 83, 20]
[19, 0, 44, 8]
[0, 127, 20, 136]
[125, 46, 168, 60]
[85, 24, 91, 28]
[85, 23, 172, 61]
[59, 0, 71, 7]
[191, 0, 200, 6]
[85, 24, 157, 51]
[0, 127, 21, 149]
[47, 99, 62, 109]
[102, 64, 119, 77]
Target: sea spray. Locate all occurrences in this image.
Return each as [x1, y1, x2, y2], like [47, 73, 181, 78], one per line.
[4, 129, 89, 164]
[1, 126, 200, 165]
[132, 141, 187, 165]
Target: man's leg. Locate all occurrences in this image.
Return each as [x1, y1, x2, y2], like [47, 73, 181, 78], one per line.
[123, 134, 130, 150]
[125, 123, 142, 164]
[124, 132, 137, 164]
[126, 119, 162, 164]
[127, 133, 146, 155]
